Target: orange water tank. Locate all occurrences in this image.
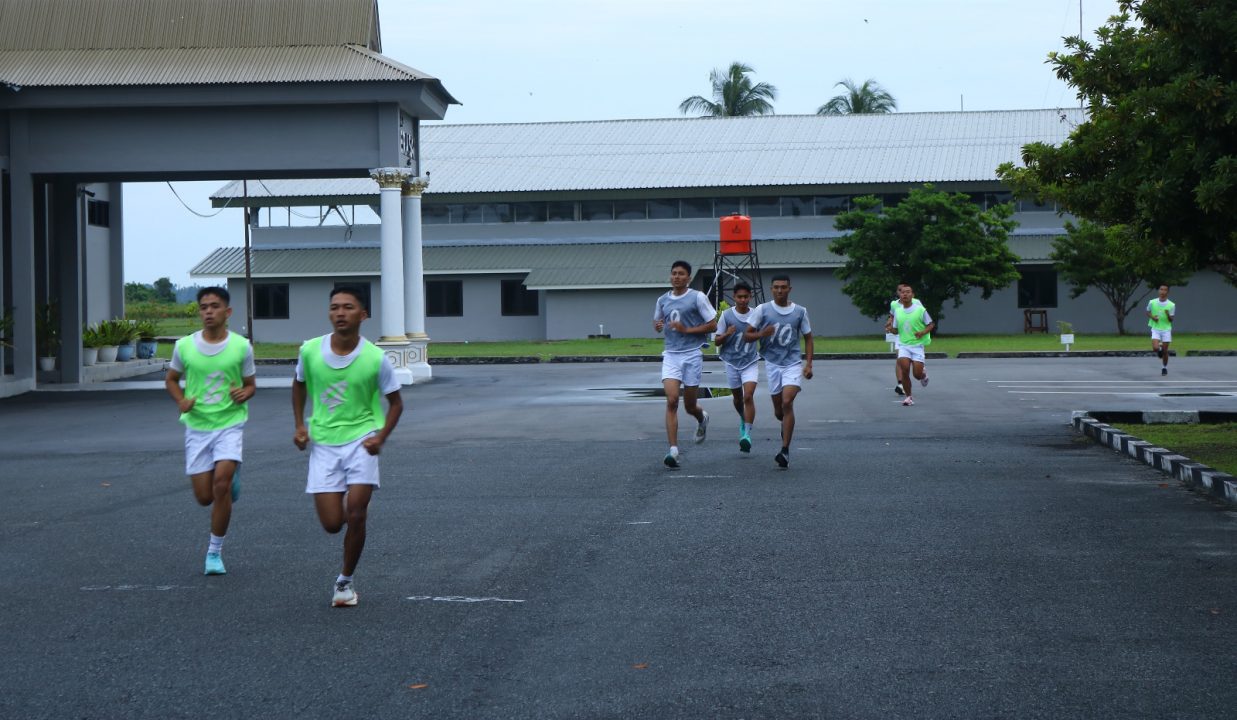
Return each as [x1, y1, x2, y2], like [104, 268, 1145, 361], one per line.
[719, 214, 752, 254]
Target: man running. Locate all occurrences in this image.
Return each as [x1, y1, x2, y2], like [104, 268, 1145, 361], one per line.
[1146, 284, 1176, 376]
[743, 275, 813, 469]
[164, 286, 256, 576]
[714, 283, 759, 453]
[886, 283, 935, 406]
[293, 285, 404, 607]
[889, 284, 923, 396]
[653, 260, 717, 468]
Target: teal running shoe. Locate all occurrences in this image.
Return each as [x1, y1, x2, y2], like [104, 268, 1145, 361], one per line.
[739, 435, 752, 453]
[204, 552, 226, 576]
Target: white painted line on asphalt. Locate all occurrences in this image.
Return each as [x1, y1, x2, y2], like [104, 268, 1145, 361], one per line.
[679, 475, 733, 478]
[81, 584, 196, 591]
[405, 595, 525, 603]
[1008, 390, 1237, 396]
[987, 380, 1237, 384]
[626, 521, 653, 525]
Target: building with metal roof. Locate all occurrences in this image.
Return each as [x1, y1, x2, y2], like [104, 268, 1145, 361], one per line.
[1, 0, 457, 395]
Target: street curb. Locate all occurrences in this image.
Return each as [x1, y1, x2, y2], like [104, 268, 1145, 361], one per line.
[958, 350, 1176, 358]
[1071, 411, 1237, 508]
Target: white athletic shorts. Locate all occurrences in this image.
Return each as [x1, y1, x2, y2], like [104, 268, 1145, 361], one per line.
[723, 361, 759, 389]
[897, 344, 927, 363]
[661, 351, 703, 387]
[766, 363, 803, 395]
[1151, 329, 1172, 343]
[184, 423, 244, 476]
[305, 433, 380, 494]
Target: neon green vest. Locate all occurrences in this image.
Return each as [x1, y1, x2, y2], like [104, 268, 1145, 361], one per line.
[894, 303, 931, 347]
[176, 332, 250, 431]
[1147, 299, 1175, 330]
[301, 336, 385, 445]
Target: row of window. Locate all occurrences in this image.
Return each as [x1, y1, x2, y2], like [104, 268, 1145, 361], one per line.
[252, 280, 538, 319]
[420, 192, 1051, 225]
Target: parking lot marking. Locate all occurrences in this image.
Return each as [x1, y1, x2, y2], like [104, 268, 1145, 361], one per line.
[405, 595, 525, 604]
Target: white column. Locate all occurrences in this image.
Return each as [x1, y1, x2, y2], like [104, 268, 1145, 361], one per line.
[369, 167, 413, 385]
[402, 177, 429, 339]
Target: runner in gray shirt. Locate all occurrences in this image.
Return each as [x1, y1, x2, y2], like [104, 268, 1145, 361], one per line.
[743, 275, 813, 468]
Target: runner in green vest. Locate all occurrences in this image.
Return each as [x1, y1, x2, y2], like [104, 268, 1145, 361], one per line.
[1146, 284, 1176, 376]
[888, 283, 923, 396]
[292, 285, 404, 608]
[164, 286, 256, 576]
[884, 283, 935, 406]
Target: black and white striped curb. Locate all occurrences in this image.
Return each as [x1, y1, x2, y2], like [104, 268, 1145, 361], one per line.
[1072, 411, 1237, 507]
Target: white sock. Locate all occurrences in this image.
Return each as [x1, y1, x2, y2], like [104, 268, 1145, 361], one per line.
[669, 445, 679, 456]
[337, 574, 353, 585]
[208, 533, 224, 554]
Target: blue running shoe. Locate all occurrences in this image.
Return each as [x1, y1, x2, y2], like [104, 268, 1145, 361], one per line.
[739, 434, 752, 453]
[230, 466, 241, 503]
[204, 552, 226, 576]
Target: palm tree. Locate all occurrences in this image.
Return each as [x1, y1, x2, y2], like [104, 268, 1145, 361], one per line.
[817, 78, 897, 115]
[679, 62, 777, 117]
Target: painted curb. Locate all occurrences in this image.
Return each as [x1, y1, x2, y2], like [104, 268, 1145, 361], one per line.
[1071, 411, 1237, 508]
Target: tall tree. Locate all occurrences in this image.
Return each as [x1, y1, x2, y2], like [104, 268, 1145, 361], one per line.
[817, 78, 897, 115]
[830, 185, 1020, 325]
[679, 62, 777, 117]
[997, 0, 1236, 284]
[152, 277, 177, 303]
[1051, 220, 1189, 334]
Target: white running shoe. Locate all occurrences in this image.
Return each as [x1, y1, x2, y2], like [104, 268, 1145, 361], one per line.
[902, 396, 914, 406]
[332, 580, 358, 607]
[694, 411, 709, 444]
[663, 447, 680, 469]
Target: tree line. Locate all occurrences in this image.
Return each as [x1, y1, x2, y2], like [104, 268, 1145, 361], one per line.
[678, 62, 896, 117]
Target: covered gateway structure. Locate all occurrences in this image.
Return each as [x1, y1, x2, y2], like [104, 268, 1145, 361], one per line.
[0, 0, 457, 397]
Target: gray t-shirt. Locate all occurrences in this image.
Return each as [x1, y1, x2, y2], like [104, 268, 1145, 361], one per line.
[716, 306, 759, 369]
[653, 289, 716, 354]
[747, 302, 811, 367]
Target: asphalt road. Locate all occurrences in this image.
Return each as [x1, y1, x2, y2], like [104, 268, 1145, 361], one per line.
[1, 357, 1234, 719]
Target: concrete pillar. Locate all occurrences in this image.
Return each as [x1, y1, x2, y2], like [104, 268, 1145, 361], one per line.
[369, 167, 413, 385]
[52, 178, 83, 383]
[400, 177, 431, 383]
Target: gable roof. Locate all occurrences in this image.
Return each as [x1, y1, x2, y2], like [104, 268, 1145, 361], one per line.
[210, 109, 1085, 197]
[0, 0, 457, 98]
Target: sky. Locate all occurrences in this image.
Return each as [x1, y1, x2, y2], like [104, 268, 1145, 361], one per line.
[122, 0, 1125, 286]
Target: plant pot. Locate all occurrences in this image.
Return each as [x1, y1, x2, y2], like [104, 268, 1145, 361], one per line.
[98, 345, 119, 363]
[116, 342, 135, 361]
[137, 339, 158, 359]
[38, 356, 56, 372]
[82, 347, 98, 366]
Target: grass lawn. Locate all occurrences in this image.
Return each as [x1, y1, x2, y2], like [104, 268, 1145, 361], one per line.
[1113, 423, 1237, 477]
[156, 333, 1237, 361]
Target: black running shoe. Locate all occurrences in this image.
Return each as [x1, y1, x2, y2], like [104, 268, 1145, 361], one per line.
[775, 451, 788, 469]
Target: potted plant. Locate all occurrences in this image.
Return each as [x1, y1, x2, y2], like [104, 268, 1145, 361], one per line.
[82, 322, 104, 366]
[35, 302, 59, 371]
[96, 319, 122, 363]
[134, 319, 160, 359]
[1057, 320, 1075, 351]
[115, 318, 138, 361]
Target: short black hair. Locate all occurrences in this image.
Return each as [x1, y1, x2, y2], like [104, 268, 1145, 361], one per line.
[197, 286, 230, 304]
[771, 274, 790, 284]
[733, 282, 752, 294]
[330, 284, 367, 305]
[671, 260, 692, 275]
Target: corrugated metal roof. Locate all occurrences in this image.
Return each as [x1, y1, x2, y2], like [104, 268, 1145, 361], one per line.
[191, 236, 1057, 288]
[0, 45, 436, 86]
[0, 0, 379, 51]
[210, 109, 1085, 196]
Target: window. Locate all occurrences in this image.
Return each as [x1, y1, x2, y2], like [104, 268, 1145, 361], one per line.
[333, 281, 372, 314]
[425, 280, 463, 317]
[253, 283, 290, 319]
[486, 203, 514, 223]
[647, 199, 679, 219]
[815, 195, 849, 215]
[680, 198, 712, 219]
[87, 199, 110, 227]
[984, 192, 1014, 209]
[458, 204, 486, 223]
[614, 200, 646, 220]
[580, 201, 613, 221]
[882, 193, 908, 209]
[781, 196, 813, 217]
[714, 198, 741, 217]
[1017, 267, 1058, 308]
[422, 204, 451, 224]
[1017, 197, 1054, 212]
[547, 201, 575, 222]
[501, 279, 539, 316]
[746, 197, 780, 217]
[513, 202, 546, 223]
